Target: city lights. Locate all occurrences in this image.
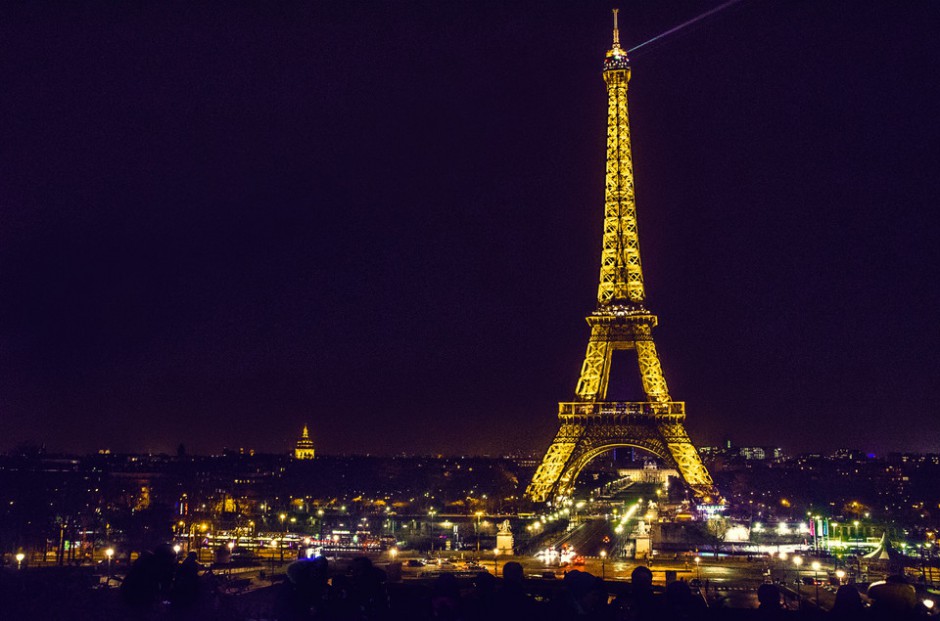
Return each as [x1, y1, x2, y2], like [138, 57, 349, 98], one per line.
[1, 6, 934, 619]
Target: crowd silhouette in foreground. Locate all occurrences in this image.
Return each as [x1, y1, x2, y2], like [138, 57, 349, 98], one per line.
[115, 547, 936, 620]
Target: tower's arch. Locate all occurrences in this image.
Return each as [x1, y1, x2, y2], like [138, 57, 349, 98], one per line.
[554, 440, 673, 499]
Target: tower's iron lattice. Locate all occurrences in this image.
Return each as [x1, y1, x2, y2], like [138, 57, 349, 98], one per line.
[526, 11, 717, 504]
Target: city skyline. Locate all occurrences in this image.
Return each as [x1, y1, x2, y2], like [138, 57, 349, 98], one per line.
[3, 2, 939, 457]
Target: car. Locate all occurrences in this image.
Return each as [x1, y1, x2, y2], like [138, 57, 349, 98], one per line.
[406, 559, 425, 567]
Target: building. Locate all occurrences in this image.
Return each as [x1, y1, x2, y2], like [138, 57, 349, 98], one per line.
[294, 425, 316, 460]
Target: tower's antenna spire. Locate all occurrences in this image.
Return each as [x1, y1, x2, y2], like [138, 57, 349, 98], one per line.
[612, 8, 621, 49]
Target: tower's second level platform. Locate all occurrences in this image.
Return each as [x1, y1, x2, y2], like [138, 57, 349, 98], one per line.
[559, 401, 685, 424]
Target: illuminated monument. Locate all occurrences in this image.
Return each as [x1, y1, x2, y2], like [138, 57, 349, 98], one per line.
[294, 425, 316, 460]
[527, 11, 716, 503]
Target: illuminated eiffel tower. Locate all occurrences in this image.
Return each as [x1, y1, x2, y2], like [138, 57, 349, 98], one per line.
[526, 11, 717, 504]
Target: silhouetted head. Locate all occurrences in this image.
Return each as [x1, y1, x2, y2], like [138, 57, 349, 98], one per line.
[631, 565, 653, 591]
[350, 556, 373, 578]
[502, 561, 524, 584]
[868, 578, 917, 614]
[287, 559, 315, 585]
[582, 575, 609, 612]
[832, 584, 863, 611]
[757, 583, 782, 608]
[564, 570, 597, 600]
[432, 572, 461, 600]
[666, 579, 692, 605]
[473, 571, 496, 594]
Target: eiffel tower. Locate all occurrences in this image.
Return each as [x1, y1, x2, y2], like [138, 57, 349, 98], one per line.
[526, 11, 717, 504]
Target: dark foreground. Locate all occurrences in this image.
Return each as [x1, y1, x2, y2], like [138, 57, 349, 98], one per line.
[2, 556, 935, 621]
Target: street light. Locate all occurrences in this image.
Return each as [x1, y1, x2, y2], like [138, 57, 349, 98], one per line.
[186, 522, 209, 558]
[106, 548, 115, 583]
[777, 552, 788, 600]
[836, 569, 845, 585]
[279, 513, 287, 562]
[926, 543, 935, 584]
[493, 547, 500, 576]
[853, 520, 860, 553]
[811, 561, 821, 604]
[475, 511, 484, 553]
[600, 550, 607, 580]
[694, 555, 701, 581]
[269, 539, 277, 579]
[389, 547, 398, 562]
[15, 552, 25, 570]
[173, 544, 181, 556]
[793, 556, 803, 609]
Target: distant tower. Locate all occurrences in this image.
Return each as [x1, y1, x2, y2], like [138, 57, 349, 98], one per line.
[294, 425, 316, 460]
[526, 11, 717, 503]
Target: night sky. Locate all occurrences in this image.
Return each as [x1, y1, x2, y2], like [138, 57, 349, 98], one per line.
[3, 2, 939, 457]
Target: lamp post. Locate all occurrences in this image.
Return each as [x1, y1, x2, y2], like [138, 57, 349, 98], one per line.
[600, 550, 607, 580]
[853, 520, 860, 554]
[776, 552, 788, 607]
[186, 522, 209, 559]
[279, 513, 287, 562]
[793, 556, 803, 609]
[926, 543, 934, 585]
[15, 552, 25, 570]
[493, 547, 500, 576]
[105, 548, 114, 583]
[269, 540, 277, 580]
[389, 547, 398, 563]
[811, 561, 821, 604]
[836, 569, 845, 585]
[695, 555, 701, 581]
[179, 521, 190, 552]
[475, 511, 483, 553]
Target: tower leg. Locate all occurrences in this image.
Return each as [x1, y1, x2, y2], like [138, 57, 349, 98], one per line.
[635, 331, 671, 403]
[659, 421, 716, 498]
[526, 424, 584, 503]
[575, 325, 613, 401]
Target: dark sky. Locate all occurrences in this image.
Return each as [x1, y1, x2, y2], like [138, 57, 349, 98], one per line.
[3, 2, 939, 457]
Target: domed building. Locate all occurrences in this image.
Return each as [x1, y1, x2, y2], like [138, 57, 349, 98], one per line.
[294, 425, 315, 460]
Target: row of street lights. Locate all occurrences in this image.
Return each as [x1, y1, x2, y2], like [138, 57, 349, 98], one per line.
[13, 547, 114, 578]
[776, 552, 846, 608]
